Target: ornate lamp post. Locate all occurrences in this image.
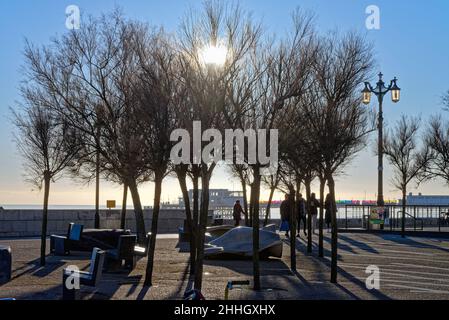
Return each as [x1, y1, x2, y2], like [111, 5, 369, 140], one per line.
[362, 72, 401, 206]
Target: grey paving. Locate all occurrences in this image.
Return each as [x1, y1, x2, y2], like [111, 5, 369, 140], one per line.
[0, 232, 448, 300]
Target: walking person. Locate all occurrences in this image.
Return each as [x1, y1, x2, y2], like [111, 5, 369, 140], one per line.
[324, 193, 332, 232]
[233, 200, 244, 227]
[280, 194, 291, 238]
[309, 193, 320, 234]
[296, 193, 307, 238]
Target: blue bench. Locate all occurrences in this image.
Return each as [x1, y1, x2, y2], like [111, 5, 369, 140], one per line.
[50, 223, 84, 256]
[62, 247, 105, 300]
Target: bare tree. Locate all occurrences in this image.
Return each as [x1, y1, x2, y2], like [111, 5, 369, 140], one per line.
[22, 12, 149, 240]
[384, 115, 431, 237]
[132, 27, 179, 286]
[12, 104, 80, 266]
[422, 115, 449, 194]
[177, 1, 260, 290]
[262, 166, 281, 226]
[223, 8, 317, 288]
[311, 32, 375, 283]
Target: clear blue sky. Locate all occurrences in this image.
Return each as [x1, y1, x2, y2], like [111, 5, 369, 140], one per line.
[1, 0, 449, 205]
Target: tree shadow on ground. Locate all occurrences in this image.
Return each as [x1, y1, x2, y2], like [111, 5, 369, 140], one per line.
[321, 236, 357, 254]
[374, 234, 449, 254]
[282, 237, 392, 300]
[11, 256, 65, 280]
[165, 261, 193, 300]
[291, 237, 344, 260]
[203, 253, 360, 299]
[338, 235, 379, 254]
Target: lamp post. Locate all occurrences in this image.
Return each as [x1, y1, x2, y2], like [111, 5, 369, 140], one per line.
[362, 72, 401, 207]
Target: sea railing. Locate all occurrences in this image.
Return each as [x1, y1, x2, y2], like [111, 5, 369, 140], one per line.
[213, 206, 268, 221]
[341, 204, 449, 232]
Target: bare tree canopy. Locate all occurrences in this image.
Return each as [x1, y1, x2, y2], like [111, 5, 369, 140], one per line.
[384, 115, 430, 192]
[13, 2, 380, 290]
[384, 115, 431, 236]
[12, 102, 81, 266]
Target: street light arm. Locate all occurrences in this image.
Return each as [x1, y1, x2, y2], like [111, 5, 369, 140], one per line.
[365, 82, 375, 93]
[385, 80, 395, 92]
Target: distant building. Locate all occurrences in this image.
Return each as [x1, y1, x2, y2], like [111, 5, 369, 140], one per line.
[403, 193, 449, 206]
[178, 189, 244, 209]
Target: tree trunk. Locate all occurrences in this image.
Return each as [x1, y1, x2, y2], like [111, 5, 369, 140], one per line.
[251, 166, 261, 290]
[241, 178, 249, 226]
[144, 172, 163, 286]
[289, 186, 296, 271]
[264, 186, 276, 227]
[120, 183, 128, 230]
[192, 172, 200, 269]
[194, 169, 211, 291]
[328, 174, 338, 283]
[177, 168, 196, 275]
[318, 176, 325, 258]
[401, 188, 406, 238]
[248, 182, 254, 227]
[192, 173, 199, 231]
[127, 178, 146, 242]
[40, 172, 51, 267]
[305, 179, 312, 254]
[95, 148, 100, 229]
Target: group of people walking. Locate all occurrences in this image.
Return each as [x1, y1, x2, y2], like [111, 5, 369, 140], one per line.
[231, 193, 334, 238]
[280, 193, 333, 238]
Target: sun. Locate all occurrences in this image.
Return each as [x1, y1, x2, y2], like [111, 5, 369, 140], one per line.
[199, 44, 227, 66]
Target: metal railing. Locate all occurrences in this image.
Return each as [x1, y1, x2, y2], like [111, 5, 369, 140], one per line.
[395, 210, 424, 231]
[213, 206, 268, 221]
[341, 204, 449, 232]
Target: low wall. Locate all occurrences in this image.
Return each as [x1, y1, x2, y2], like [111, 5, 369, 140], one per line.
[1, 210, 439, 238]
[0, 209, 188, 238]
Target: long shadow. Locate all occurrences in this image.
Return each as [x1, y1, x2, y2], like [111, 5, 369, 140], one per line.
[165, 261, 192, 300]
[123, 275, 144, 297]
[308, 253, 391, 300]
[284, 236, 391, 300]
[292, 237, 344, 260]
[338, 235, 379, 254]
[129, 260, 192, 300]
[203, 252, 355, 299]
[11, 284, 62, 300]
[11, 256, 65, 280]
[322, 236, 357, 254]
[11, 279, 111, 301]
[136, 285, 150, 300]
[374, 233, 449, 254]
